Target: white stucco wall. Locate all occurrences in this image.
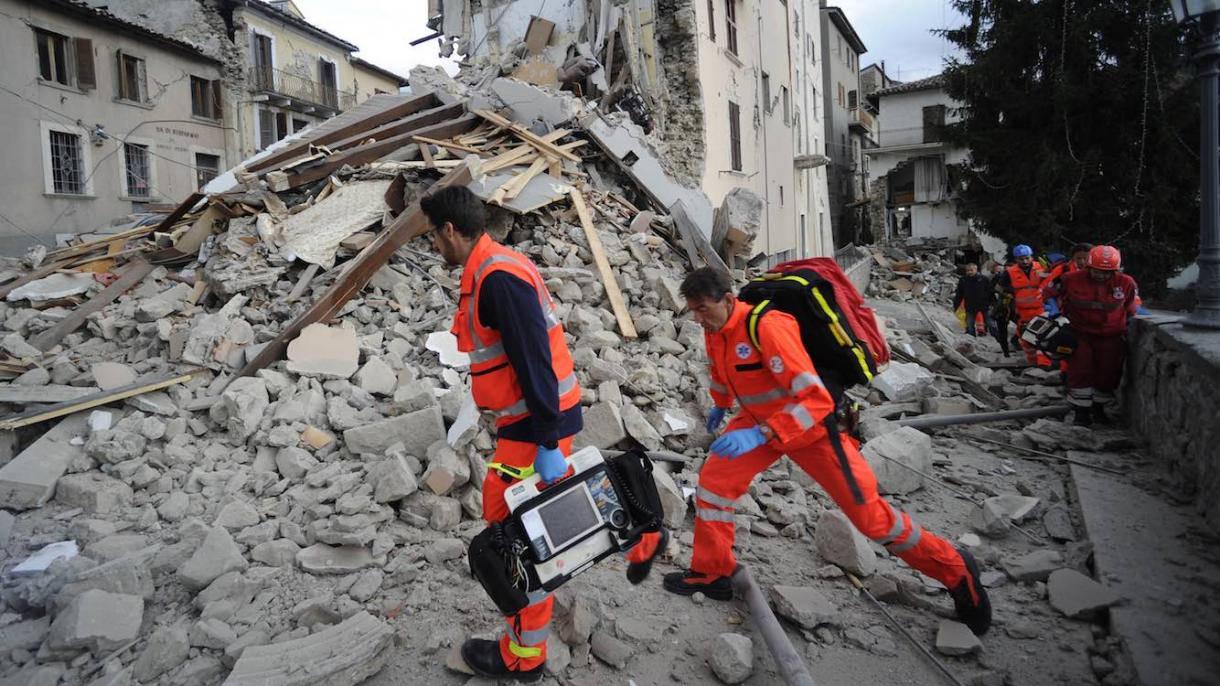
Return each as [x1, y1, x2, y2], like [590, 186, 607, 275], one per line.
[876, 86, 961, 149]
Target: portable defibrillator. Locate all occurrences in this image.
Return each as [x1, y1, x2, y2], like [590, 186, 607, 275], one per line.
[468, 447, 664, 615]
[1020, 314, 1077, 359]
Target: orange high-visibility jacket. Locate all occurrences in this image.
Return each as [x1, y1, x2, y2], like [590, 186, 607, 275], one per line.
[1006, 263, 1048, 322]
[452, 234, 580, 427]
[706, 300, 834, 447]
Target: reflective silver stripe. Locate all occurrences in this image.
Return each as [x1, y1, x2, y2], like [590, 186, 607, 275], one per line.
[543, 310, 561, 329]
[468, 341, 506, 364]
[738, 388, 788, 406]
[696, 486, 736, 509]
[469, 255, 519, 346]
[1094, 391, 1114, 402]
[709, 380, 728, 394]
[509, 625, 550, 646]
[790, 372, 823, 394]
[887, 526, 923, 553]
[873, 504, 906, 546]
[785, 403, 816, 431]
[493, 373, 577, 417]
[469, 253, 563, 348]
[696, 507, 736, 523]
[526, 589, 549, 605]
[1067, 387, 1093, 407]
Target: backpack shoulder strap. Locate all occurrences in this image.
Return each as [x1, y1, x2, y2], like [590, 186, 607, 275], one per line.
[745, 300, 771, 352]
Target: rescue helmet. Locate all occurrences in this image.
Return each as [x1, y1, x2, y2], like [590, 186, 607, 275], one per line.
[1087, 245, 1121, 271]
[1013, 244, 1033, 258]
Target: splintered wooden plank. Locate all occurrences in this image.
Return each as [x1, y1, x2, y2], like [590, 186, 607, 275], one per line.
[502, 157, 549, 201]
[235, 163, 475, 379]
[569, 189, 637, 339]
[474, 110, 580, 162]
[0, 369, 202, 431]
[479, 129, 571, 174]
[30, 258, 156, 352]
[246, 93, 440, 172]
[418, 140, 436, 169]
[412, 134, 482, 155]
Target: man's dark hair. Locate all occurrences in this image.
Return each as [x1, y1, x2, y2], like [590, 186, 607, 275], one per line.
[965, 262, 978, 269]
[1071, 242, 1093, 255]
[419, 185, 486, 239]
[680, 267, 733, 302]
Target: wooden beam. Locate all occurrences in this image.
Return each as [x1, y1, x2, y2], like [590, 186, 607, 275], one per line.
[569, 189, 637, 339]
[474, 110, 580, 162]
[417, 139, 435, 169]
[412, 134, 482, 155]
[173, 203, 225, 254]
[478, 130, 570, 174]
[246, 93, 439, 172]
[301, 101, 466, 160]
[286, 263, 320, 303]
[30, 258, 156, 352]
[0, 370, 202, 431]
[502, 157, 548, 201]
[283, 114, 479, 190]
[235, 163, 475, 379]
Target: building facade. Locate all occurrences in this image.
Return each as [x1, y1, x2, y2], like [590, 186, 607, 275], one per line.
[792, 0, 834, 260]
[865, 74, 971, 241]
[820, 4, 870, 247]
[0, 0, 228, 253]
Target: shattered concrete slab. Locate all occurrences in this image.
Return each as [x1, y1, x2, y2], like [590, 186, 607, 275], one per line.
[1047, 568, 1120, 618]
[5, 272, 95, 302]
[286, 324, 360, 379]
[860, 426, 932, 494]
[279, 180, 392, 268]
[47, 589, 144, 653]
[0, 412, 89, 510]
[223, 611, 393, 686]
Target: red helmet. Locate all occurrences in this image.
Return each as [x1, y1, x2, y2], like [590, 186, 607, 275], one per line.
[1087, 245, 1121, 271]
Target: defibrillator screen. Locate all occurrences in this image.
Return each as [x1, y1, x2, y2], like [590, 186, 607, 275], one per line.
[538, 486, 601, 550]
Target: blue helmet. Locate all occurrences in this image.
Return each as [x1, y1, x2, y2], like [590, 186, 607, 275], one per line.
[1013, 244, 1033, 257]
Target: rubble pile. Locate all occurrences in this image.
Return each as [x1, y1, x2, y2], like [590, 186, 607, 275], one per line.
[864, 238, 979, 307]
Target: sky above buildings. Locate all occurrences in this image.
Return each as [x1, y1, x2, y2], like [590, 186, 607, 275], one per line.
[291, 0, 963, 85]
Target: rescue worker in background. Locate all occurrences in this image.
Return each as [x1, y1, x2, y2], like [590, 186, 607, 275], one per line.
[994, 244, 1051, 366]
[1042, 246, 1139, 426]
[989, 263, 1014, 356]
[662, 268, 992, 636]
[422, 187, 589, 681]
[1043, 243, 1092, 316]
[953, 262, 991, 336]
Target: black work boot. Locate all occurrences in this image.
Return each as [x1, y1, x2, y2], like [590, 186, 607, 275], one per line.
[662, 569, 734, 601]
[626, 527, 669, 585]
[1091, 403, 1111, 425]
[1073, 407, 1093, 427]
[950, 547, 992, 636]
[460, 638, 543, 683]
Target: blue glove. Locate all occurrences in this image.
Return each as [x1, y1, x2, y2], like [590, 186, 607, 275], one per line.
[534, 445, 568, 484]
[706, 407, 728, 434]
[1044, 298, 1060, 317]
[709, 427, 767, 459]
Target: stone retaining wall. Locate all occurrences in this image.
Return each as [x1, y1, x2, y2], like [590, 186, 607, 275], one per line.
[1124, 316, 1220, 527]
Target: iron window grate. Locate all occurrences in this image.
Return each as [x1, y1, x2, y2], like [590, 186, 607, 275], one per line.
[49, 130, 85, 194]
[124, 143, 150, 198]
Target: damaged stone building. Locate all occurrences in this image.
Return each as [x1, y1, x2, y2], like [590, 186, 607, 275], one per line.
[438, 0, 837, 263]
[78, 0, 408, 160]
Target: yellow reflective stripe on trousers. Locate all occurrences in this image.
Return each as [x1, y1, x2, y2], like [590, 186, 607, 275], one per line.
[696, 486, 736, 509]
[697, 507, 736, 523]
[507, 640, 542, 658]
[488, 462, 535, 480]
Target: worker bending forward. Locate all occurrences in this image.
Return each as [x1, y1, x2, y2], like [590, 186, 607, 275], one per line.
[663, 268, 991, 636]
[1042, 246, 1138, 426]
[423, 186, 583, 681]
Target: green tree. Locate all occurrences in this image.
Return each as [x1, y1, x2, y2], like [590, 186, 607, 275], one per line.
[941, 0, 1199, 295]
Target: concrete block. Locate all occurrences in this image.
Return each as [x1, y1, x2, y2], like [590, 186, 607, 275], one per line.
[429, 497, 462, 531]
[573, 402, 626, 450]
[422, 443, 469, 496]
[296, 543, 375, 575]
[935, 620, 982, 656]
[590, 630, 633, 669]
[814, 509, 876, 576]
[343, 406, 445, 457]
[1048, 569, 1120, 618]
[0, 413, 88, 510]
[0, 616, 50, 653]
[285, 323, 359, 379]
[769, 586, 837, 629]
[423, 538, 465, 565]
[222, 611, 393, 686]
[871, 362, 935, 402]
[860, 426, 932, 495]
[55, 472, 133, 514]
[370, 455, 418, 503]
[708, 633, 753, 684]
[651, 468, 686, 530]
[178, 527, 248, 591]
[47, 589, 144, 652]
[221, 377, 269, 440]
[132, 624, 190, 682]
[1004, 549, 1063, 583]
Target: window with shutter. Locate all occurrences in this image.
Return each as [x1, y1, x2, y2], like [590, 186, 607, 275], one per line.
[35, 29, 71, 86]
[922, 104, 946, 143]
[707, 0, 715, 42]
[74, 38, 95, 90]
[728, 100, 742, 171]
[726, 0, 738, 55]
[257, 107, 275, 150]
[762, 72, 771, 113]
[848, 90, 857, 110]
[117, 52, 146, 102]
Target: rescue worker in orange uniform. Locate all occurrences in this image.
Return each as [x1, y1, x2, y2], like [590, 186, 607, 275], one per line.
[422, 186, 631, 681]
[1042, 246, 1139, 426]
[994, 244, 1051, 366]
[1042, 244, 1092, 376]
[661, 268, 992, 636]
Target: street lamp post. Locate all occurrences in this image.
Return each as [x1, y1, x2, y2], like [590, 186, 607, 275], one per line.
[1172, 0, 1220, 328]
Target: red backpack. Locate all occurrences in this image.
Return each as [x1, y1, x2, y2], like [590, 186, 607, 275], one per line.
[738, 258, 890, 402]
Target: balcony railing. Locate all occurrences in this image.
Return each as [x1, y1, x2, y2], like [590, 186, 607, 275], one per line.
[849, 107, 875, 134]
[251, 66, 356, 112]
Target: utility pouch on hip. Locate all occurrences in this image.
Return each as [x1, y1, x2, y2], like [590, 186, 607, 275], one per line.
[468, 523, 530, 616]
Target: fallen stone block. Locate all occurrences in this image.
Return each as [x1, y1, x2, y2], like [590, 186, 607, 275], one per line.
[296, 543, 375, 575]
[871, 362, 935, 402]
[422, 443, 470, 496]
[573, 402, 626, 450]
[0, 664, 67, 686]
[653, 468, 686, 530]
[769, 585, 837, 629]
[0, 412, 88, 510]
[47, 589, 144, 653]
[590, 630, 633, 669]
[429, 497, 462, 531]
[222, 611, 393, 686]
[214, 501, 260, 530]
[190, 617, 237, 650]
[1004, 549, 1063, 583]
[370, 455, 418, 503]
[55, 472, 133, 514]
[132, 625, 190, 682]
[0, 616, 50, 653]
[178, 527, 248, 590]
[423, 538, 465, 565]
[814, 509, 876, 576]
[84, 429, 147, 465]
[86, 534, 149, 563]
[935, 619, 982, 656]
[1047, 568, 1120, 618]
[708, 633, 753, 684]
[860, 426, 932, 495]
[56, 550, 156, 607]
[983, 494, 1040, 523]
[251, 539, 301, 567]
[221, 377, 269, 440]
[353, 356, 396, 396]
[286, 323, 360, 379]
[970, 499, 1013, 538]
[343, 406, 445, 457]
[922, 397, 975, 416]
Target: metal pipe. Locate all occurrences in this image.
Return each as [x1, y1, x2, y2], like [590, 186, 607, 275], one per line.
[731, 566, 817, 686]
[1186, 12, 1220, 329]
[963, 435, 1126, 476]
[896, 405, 1070, 430]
